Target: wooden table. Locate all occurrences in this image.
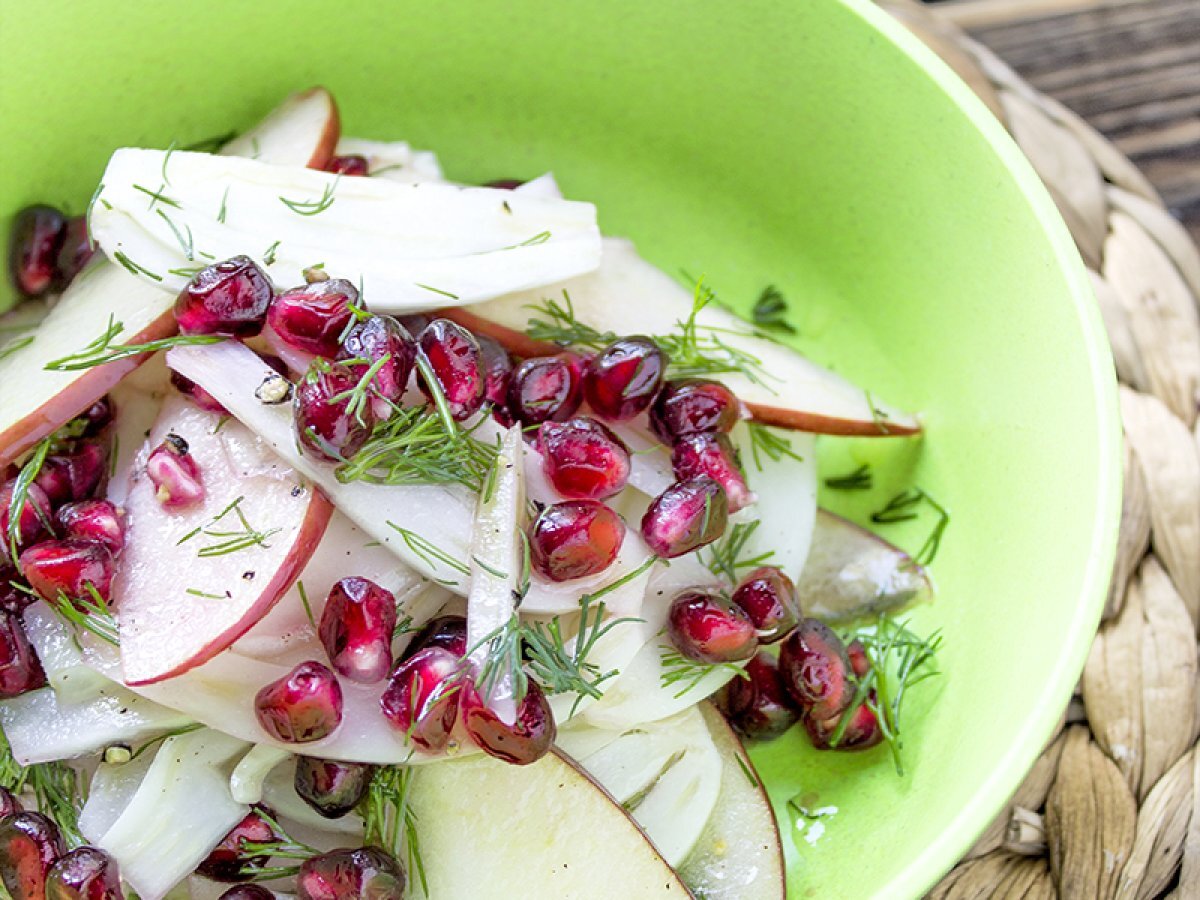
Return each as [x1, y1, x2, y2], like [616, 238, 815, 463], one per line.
[933, 0, 1200, 244]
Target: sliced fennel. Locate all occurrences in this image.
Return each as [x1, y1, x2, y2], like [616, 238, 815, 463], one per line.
[335, 137, 444, 183]
[21, 603, 112, 703]
[229, 744, 292, 804]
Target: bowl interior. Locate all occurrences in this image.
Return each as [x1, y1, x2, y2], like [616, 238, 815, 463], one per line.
[0, 0, 1120, 895]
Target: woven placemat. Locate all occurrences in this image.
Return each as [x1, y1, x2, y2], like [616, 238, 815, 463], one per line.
[875, 2, 1200, 898]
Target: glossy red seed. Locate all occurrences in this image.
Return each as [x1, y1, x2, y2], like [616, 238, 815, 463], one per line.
[294, 361, 376, 462]
[529, 500, 625, 582]
[640, 477, 728, 558]
[255, 661, 344, 744]
[460, 679, 556, 765]
[175, 256, 273, 337]
[268, 279, 358, 359]
[294, 758, 375, 819]
[196, 808, 280, 882]
[218, 887, 274, 900]
[319, 577, 397, 684]
[671, 432, 753, 512]
[297, 847, 406, 900]
[402, 614, 467, 661]
[583, 336, 667, 421]
[507, 353, 584, 426]
[0, 481, 52, 557]
[0, 572, 33, 616]
[53, 218, 95, 290]
[324, 155, 370, 177]
[379, 646, 461, 752]
[45, 846, 123, 900]
[0, 612, 47, 699]
[805, 694, 883, 751]
[667, 591, 758, 664]
[477, 334, 513, 412]
[538, 418, 630, 500]
[719, 651, 799, 740]
[37, 444, 107, 507]
[169, 370, 227, 414]
[337, 315, 416, 418]
[417, 319, 485, 421]
[777, 619, 855, 722]
[55, 501, 124, 555]
[846, 638, 871, 679]
[650, 379, 741, 443]
[75, 398, 115, 438]
[19, 540, 114, 605]
[0, 789, 21, 819]
[0, 811, 66, 900]
[8, 206, 67, 298]
[146, 435, 205, 509]
[731, 566, 799, 643]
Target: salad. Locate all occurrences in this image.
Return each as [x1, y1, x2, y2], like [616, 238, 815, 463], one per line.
[0, 87, 942, 899]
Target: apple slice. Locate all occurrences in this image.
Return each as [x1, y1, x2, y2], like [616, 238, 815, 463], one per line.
[0, 261, 175, 467]
[443, 237, 920, 436]
[91, 148, 602, 308]
[115, 394, 333, 684]
[220, 87, 340, 169]
[335, 136, 444, 182]
[798, 509, 933, 623]
[408, 749, 690, 899]
[679, 705, 785, 899]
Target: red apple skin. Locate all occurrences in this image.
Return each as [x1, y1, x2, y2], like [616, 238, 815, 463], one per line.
[301, 87, 341, 170]
[436, 308, 920, 438]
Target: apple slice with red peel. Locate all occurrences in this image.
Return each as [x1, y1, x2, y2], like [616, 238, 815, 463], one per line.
[220, 87, 340, 169]
[442, 237, 920, 436]
[115, 394, 333, 684]
[798, 509, 933, 623]
[0, 261, 175, 467]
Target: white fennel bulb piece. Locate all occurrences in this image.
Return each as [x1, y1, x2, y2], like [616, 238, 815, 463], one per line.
[229, 744, 292, 805]
[512, 172, 564, 199]
[335, 136, 444, 182]
[80, 750, 157, 845]
[21, 604, 111, 703]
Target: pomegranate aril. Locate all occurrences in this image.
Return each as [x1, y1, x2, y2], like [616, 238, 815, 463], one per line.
[294, 361, 376, 462]
[507, 353, 583, 426]
[337, 315, 416, 418]
[650, 379, 741, 443]
[461, 679, 556, 765]
[538, 418, 630, 500]
[55, 501, 124, 555]
[0, 612, 47, 699]
[667, 590, 757, 664]
[484, 178, 524, 190]
[719, 651, 798, 740]
[731, 566, 799, 643]
[380, 646, 461, 752]
[44, 846, 122, 900]
[0, 811, 66, 900]
[777, 618, 855, 722]
[294, 758, 375, 819]
[0, 574, 33, 616]
[218, 887, 274, 900]
[671, 432, 753, 512]
[0, 481, 52, 556]
[74, 398, 115, 439]
[169, 370, 227, 414]
[255, 661, 344, 744]
[319, 577, 397, 684]
[324, 155, 369, 177]
[54, 217, 96, 290]
[297, 847, 406, 900]
[196, 807, 280, 882]
[402, 614, 467, 660]
[37, 443, 107, 506]
[805, 694, 883, 751]
[846, 638, 871, 679]
[0, 789, 20, 819]
[19, 540, 114, 605]
[417, 319, 485, 421]
[269, 278, 358, 359]
[640, 477, 728, 558]
[529, 500, 625, 582]
[477, 334, 513, 412]
[175, 256, 274, 337]
[583, 336, 667, 421]
[8, 205, 66, 298]
[146, 434, 204, 509]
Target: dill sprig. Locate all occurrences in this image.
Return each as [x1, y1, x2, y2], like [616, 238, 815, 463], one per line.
[824, 463, 873, 491]
[279, 177, 339, 216]
[132, 183, 181, 210]
[129, 723, 204, 760]
[700, 520, 774, 585]
[658, 647, 749, 700]
[386, 524, 470, 586]
[176, 495, 281, 558]
[49, 584, 120, 646]
[751, 285, 796, 335]
[112, 250, 163, 282]
[524, 292, 615, 350]
[329, 353, 394, 426]
[871, 487, 950, 566]
[7, 438, 52, 561]
[359, 766, 428, 896]
[43, 314, 224, 372]
[0, 335, 34, 363]
[746, 422, 804, 472]
[0, 732, 86, 847]
[240, 808, 320, 882]
[156, 208, 195, 260]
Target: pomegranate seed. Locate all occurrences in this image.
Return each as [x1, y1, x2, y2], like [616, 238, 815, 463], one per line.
[650, 379, 741, 443]
[8, 206, 66, 298]
[402, 614, 467, 660]
[460, 679, 556, 765]
[777, 619, 855, 722]
[196, 807, 280, 882]
[294, 361, 376, 462]
[297, 847, 406, 900]
[37, 444, 107, 506]
[640, 477, 728, 558]
[255, 661, 344, 744]
[0, 812, 65, 900]
[0, 612, 47, 699]
[477, 334, 513, 412]
[417, 320, 485, 421]
[395, 313, 432, 335]
[19, 540, 114, 605]
[169, 370, 227, 414]
[319, 577, 397, 685]
[0, 789, 21, 819]
[538, 418, 630, 500]
[719, 651, 799, 740]
[805, 694, 883, 751]
[54, 217, 95, 289]
[484, 178, 524, 189]
[731, 566, 799, 643]
[146, 434, 204, 509]
[54, 501, 124, 555]
[294, 758, 375, 819]
[44, 846, 122, 900]
[380, 646, 461, 752]
[846, 638, 871, 678]
[583, 336, 668, 421]
[175, 256, 274, 337]
[507, 353, 584, 426]
[0, 572, 33, 616]
[671, 433, 753, 512]
[75, 398, 115, 439]
[0, 481, 51, 556]
[337, 315, 416, 418]
[667, 590, 757, 663]
[218, 887, 274, 900]
[268, 279, 358, 359]
[324, 155, 370, 177]
[529, 500, 625, 582]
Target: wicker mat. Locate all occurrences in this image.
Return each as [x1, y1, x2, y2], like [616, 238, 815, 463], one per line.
[876, 2, 1200, 898]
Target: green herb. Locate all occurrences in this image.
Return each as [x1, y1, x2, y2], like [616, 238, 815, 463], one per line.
[84, 182, 105, 250]
[751, 285, 796, 334]
[161, 141, 177, 185]
[498, 230, 551, 250]
[298, 580, 317, 629]
[871, 487, 950, 566]
[328, 353, 393, 426]
[746, 422, 804, 472]
[0, 335, 34, 363]
[387, 524, 470, 583]
[50, 584, 120, 646]
[0, 732, 86, 847]
[279, 177, 338, 216]
[360, 766, 428, 896]
[865, 390, 893, 434]
[181, 130, 236, 153]
[658, 647, 749, 699]
[112, 250, 163, 282]
[523, 291, 617, 350]
[129, 723, 203, 760]
[825, 464, 872, 491]
[6, 438, 52, 561]
[622, 751, 685, 812]
[701, 521, 774, 585]
[217, 186, 231, 223]
[132, 183, 181, 210]
[156, 208, 195, 261]
[587, 554, 657, 603]
[185, 588, 227, 600]
[733, 751, 761, 788]
[44, 315, 224, 371]
[168, 265, 206, 279]
[414, 283, 459, 300]
[240, 808, 320, 882]
[177, 495, 281, 558]
[262, 239, 281, 266]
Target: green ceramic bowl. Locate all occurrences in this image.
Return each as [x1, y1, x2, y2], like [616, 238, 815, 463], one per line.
[0, 0, 1120, 895]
